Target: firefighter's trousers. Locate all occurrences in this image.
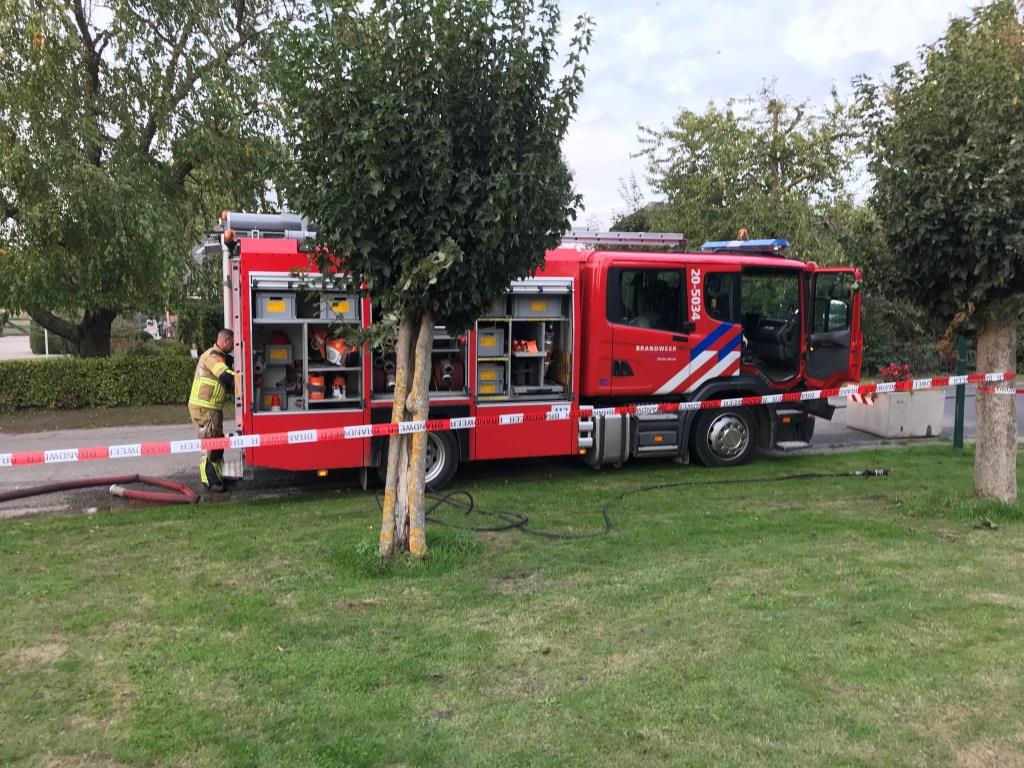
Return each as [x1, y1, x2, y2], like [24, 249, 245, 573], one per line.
[188, 404, 225, 487]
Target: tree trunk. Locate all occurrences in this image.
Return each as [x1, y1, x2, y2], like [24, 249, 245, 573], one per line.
[28, 308, 116, 357]
[974, 311, 1017, 504]
[379, 319, 415, 558]
[377, 311, 436, 559]
[77, 309, 117, 357]
[406, 312, 434, 557]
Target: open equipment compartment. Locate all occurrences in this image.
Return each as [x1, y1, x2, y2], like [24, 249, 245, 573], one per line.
[370, 326, 469, 398]
[249, 272, 363, 412]
[475, 277, 573, 401]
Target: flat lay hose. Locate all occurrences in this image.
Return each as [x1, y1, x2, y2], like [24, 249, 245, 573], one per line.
[0, 474, 199, 505]
[377, 468, 890, 540]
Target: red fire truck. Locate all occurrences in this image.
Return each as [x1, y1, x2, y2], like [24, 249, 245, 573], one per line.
[201, 212, 862, 487]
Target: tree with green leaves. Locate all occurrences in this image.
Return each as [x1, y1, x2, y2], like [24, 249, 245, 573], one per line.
[634, 85, 856, 262]
[0, 0, 290, 356]
[855, 0, 1024, 504]
[281, 0, 591, 558]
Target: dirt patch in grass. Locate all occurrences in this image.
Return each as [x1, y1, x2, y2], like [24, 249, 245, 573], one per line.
[336, 597, 386, 614]
[970, 592, 1024, 609]
[489, 570, 546, 595]
[957, 739, 1024, 768]
[46, 758, 134, 768]
[14, 640, 67, 665]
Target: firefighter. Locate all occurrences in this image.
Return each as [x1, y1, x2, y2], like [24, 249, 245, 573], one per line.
[188, 328, 236, 492]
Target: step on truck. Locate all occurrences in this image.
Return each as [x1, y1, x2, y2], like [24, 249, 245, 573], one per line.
[199, 213, 862, 487]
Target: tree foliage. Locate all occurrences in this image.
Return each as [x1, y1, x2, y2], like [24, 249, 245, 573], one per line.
[855, 0, 1024, 504]
[854, 0, 1024, 328]
[280, 0, 591, 557]
[636, 85, 856, 262]
[0, 0, 290, 355]
[281, 0, 590, 333]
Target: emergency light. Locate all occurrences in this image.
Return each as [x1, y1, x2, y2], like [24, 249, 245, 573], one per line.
[700, 239, 790, 254]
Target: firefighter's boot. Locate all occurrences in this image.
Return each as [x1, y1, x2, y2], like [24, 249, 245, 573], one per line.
[200, 459, 225, 492]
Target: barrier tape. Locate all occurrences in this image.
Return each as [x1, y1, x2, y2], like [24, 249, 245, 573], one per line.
[0, 372, 1016, 469]
[978, 386, 1024, 396]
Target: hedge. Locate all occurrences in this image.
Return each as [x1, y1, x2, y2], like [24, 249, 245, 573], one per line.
[0, 352, 197, 412]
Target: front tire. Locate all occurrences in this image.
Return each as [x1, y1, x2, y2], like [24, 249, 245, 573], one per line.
[375, 430, 460, 490]
[692, 407, 756, 467]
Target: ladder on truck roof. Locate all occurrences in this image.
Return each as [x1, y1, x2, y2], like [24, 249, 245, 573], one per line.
[561, 231, 688, 248]
[222, 211, 318, 241]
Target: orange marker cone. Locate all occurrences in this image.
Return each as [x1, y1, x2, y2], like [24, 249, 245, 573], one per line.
[270, 393, 281, 411]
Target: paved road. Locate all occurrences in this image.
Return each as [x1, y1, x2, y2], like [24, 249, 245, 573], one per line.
[0, 390, 1016, 519]
[0, 335, 34, 361]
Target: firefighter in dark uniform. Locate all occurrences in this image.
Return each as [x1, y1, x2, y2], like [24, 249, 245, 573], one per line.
[188, 328, 236, 491]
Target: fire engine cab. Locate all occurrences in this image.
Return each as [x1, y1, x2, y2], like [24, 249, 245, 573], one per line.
[200, 213, 862, 487]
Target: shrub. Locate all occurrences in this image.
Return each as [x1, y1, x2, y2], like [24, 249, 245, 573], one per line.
[176, 300, 224, 351]
[28, 323, 77, 355]
[0, 352, 197, 412]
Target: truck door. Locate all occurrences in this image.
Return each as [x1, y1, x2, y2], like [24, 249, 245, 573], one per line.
[607, 266, 691, 397]
[805, 267, 863, 386]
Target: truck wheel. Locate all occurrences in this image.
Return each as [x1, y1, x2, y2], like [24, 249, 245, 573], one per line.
[375, 430, 460, 490]
[692, 407, 756, 467]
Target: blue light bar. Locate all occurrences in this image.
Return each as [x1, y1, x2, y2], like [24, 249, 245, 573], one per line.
[701, 239, 790, 254]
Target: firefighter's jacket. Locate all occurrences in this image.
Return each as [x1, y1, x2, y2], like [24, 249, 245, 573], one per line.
[189, 347, 235, 411]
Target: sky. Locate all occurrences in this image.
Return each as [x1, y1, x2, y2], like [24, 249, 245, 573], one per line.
[557, 0, 979, 229]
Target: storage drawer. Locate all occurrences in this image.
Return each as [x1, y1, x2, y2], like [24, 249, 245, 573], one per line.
[255, 292, 295, 319]
[321, 293, 359, 321]
[264, 344, 293, 366]
[478, 363, 506, 384]
[477, 380, 506, 396]
[477, 327, 505, 356]
[481, 296, 508, 318]
[512, 294, 563, 318]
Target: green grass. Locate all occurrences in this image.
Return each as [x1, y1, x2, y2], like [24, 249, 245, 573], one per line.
[3, 445, 1024, 767]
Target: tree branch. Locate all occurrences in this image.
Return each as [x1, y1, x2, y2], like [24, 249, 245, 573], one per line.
[121, 4, 175, 48]
[149, 19, 270, 147]
[70, 0, 104, 166]
[27, 308, 81, 345]
[172, 160, 194, 186]
[783, 107, 805, 136]
[140, 19, 198, 154]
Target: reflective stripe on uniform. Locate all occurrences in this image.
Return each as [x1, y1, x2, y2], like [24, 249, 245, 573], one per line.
[189, 376, 225, 410]
[190, 346, 234, 409]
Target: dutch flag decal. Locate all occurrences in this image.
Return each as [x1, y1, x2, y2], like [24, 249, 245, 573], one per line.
[655, 323, 742, 395]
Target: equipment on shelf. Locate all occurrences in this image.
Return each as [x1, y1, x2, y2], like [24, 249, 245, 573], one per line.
[309, 326, 328, 361]
[431, 355, 465, 391]
[307, 373, 327, 400]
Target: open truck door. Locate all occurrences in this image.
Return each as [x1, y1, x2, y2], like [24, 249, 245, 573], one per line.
[805, 267, 862, 387]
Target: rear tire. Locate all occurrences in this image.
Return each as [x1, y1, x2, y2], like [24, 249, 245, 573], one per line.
[691, 407, 756, 467]
[375, 430, 460, 490]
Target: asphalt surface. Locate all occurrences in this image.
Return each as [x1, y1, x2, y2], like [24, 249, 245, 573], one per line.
[0, 391, 1013, 519]
[0, 335, 34, 361]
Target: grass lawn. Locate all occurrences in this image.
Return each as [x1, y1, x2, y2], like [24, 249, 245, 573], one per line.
[3, 445, 1024, 767]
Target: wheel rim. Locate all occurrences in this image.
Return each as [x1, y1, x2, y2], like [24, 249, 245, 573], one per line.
[705, 413, 749, 461]
[424, 432, 446, 485]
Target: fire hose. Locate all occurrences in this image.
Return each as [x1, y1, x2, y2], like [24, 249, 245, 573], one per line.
[0, 475, 199, 505]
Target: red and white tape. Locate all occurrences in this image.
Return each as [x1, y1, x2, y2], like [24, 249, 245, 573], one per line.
[0, 372, 1016, 468]
[978, 386, 1024, 396]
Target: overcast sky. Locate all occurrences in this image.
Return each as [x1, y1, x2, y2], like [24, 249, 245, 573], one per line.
[558, 0, 978, 229]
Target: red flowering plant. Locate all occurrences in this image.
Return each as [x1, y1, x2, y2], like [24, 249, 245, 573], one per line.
[880, 364, 913, 391]
[878, 362, 912, 383]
